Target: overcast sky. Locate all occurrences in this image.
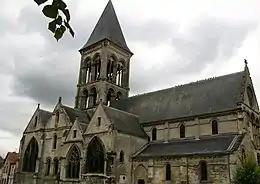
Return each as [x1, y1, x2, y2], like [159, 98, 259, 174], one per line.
[0, 0, 259, 156]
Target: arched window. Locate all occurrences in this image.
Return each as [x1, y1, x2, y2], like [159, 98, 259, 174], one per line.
[119, 151, 124, 163]
[83, 90, 89, 108]
[45, 158, 51, 175]
[22, 137, 39, 172]
[107, 57, 115, 81]
[86, 61, 91, 83]
[180, 124, 185, 138]
[94, 55, 101, 81]
[91, 88, 97, 106]
[53, 158, 59, 176]
[85, 137, 105, 173]
[53, 134, 57, 149]
[115, 92, 122, 101]
[66, 146, 80, 178]
[106, 88, 115, 106]
[152, 128, 157, 141]
[212, 120, 218, 135]
[116, 65, 123, 86]
[166, 164, 171, 181]
[34, 116, 38, 127]
[199, 161, 207, 181]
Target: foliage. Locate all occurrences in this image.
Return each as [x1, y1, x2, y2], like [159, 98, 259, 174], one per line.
[34, 0, 74, 41]
[233, 155, 260, 184]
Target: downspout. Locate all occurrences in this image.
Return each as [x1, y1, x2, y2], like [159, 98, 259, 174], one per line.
[39, 134, 45, 178]
[228, 155, 231, 183]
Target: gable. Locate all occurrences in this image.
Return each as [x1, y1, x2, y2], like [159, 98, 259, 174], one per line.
[242, 66, 259, 111]
[65, 118, 84, 143]
[24, 107, 52, 133]
[112, 71, 245, 123]
[84, 104, 112, 135]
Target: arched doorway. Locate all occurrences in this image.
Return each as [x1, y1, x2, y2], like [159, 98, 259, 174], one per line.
[134, 165, 148, 184]
[85, 137, 105, 173]
[22, 137, 39, 172]
[138, 179, 145, 184]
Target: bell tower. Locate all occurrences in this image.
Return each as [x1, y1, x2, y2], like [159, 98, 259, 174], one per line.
[74, 0, 133, 110]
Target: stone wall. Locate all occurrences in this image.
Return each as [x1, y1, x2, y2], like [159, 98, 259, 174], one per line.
[132, 155, 231, 184]
[143, 113, 239, 142]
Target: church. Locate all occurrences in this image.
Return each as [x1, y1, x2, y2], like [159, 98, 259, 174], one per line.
[17, 1, 260, 184]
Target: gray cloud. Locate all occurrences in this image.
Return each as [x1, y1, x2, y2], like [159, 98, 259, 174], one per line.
[8, 5, 257, 108]
[130, 16, 257, 94]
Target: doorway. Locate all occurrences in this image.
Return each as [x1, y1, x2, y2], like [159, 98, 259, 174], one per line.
[138, 179, 145, 184]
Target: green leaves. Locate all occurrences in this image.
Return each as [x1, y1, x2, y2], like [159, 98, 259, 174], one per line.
[42, 5, 58, 19]
[34, 0, 75, 41]
[34, 0, 48, 5]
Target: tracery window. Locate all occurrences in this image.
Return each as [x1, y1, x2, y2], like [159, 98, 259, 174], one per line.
[66, 146, 80, 178]
[22, 137, 39, 172]
[86, 137, 105, 173]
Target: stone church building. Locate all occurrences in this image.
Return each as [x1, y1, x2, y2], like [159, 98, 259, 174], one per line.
[17, 1, 260, 184]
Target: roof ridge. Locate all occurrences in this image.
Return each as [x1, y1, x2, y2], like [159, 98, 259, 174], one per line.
[104, 105, 139, 118]
[62, 105, 86, 113]
[127, 70, 244, 100]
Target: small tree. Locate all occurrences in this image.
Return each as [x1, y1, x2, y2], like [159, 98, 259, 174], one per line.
[233, 154, 260, 184]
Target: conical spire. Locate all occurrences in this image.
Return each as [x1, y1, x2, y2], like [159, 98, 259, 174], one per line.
[80, 0, 131, 53]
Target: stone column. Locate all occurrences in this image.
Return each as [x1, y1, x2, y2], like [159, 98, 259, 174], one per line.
[60, 158, 66, 180]
[91, 64, 96, 82]
[112, 64, 117, 84]
[100, 43, 109, 80]
[81, 68, 87, 84]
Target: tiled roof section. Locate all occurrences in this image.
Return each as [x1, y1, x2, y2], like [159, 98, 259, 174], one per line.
[4, 152, 19, 164]
[63, 105, 90, 124]
[112, 71, 245, 123]
[133, 133, 245, 158]
[80, 0, 131, 53]
[103, 106, 148, 138]
[38, 109, 52, 124]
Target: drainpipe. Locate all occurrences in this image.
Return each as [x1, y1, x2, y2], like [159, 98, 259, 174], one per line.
[228, 155, 231, 183]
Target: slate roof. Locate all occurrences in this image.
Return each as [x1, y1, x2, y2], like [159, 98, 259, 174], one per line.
[112, 71, 245, 124]
[103, 106, 148, 138]
[63, 105, 90, 124]
[38, 109, 52, 124]
[133, 133, 244, 158]
[80, 0, 131, 53]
